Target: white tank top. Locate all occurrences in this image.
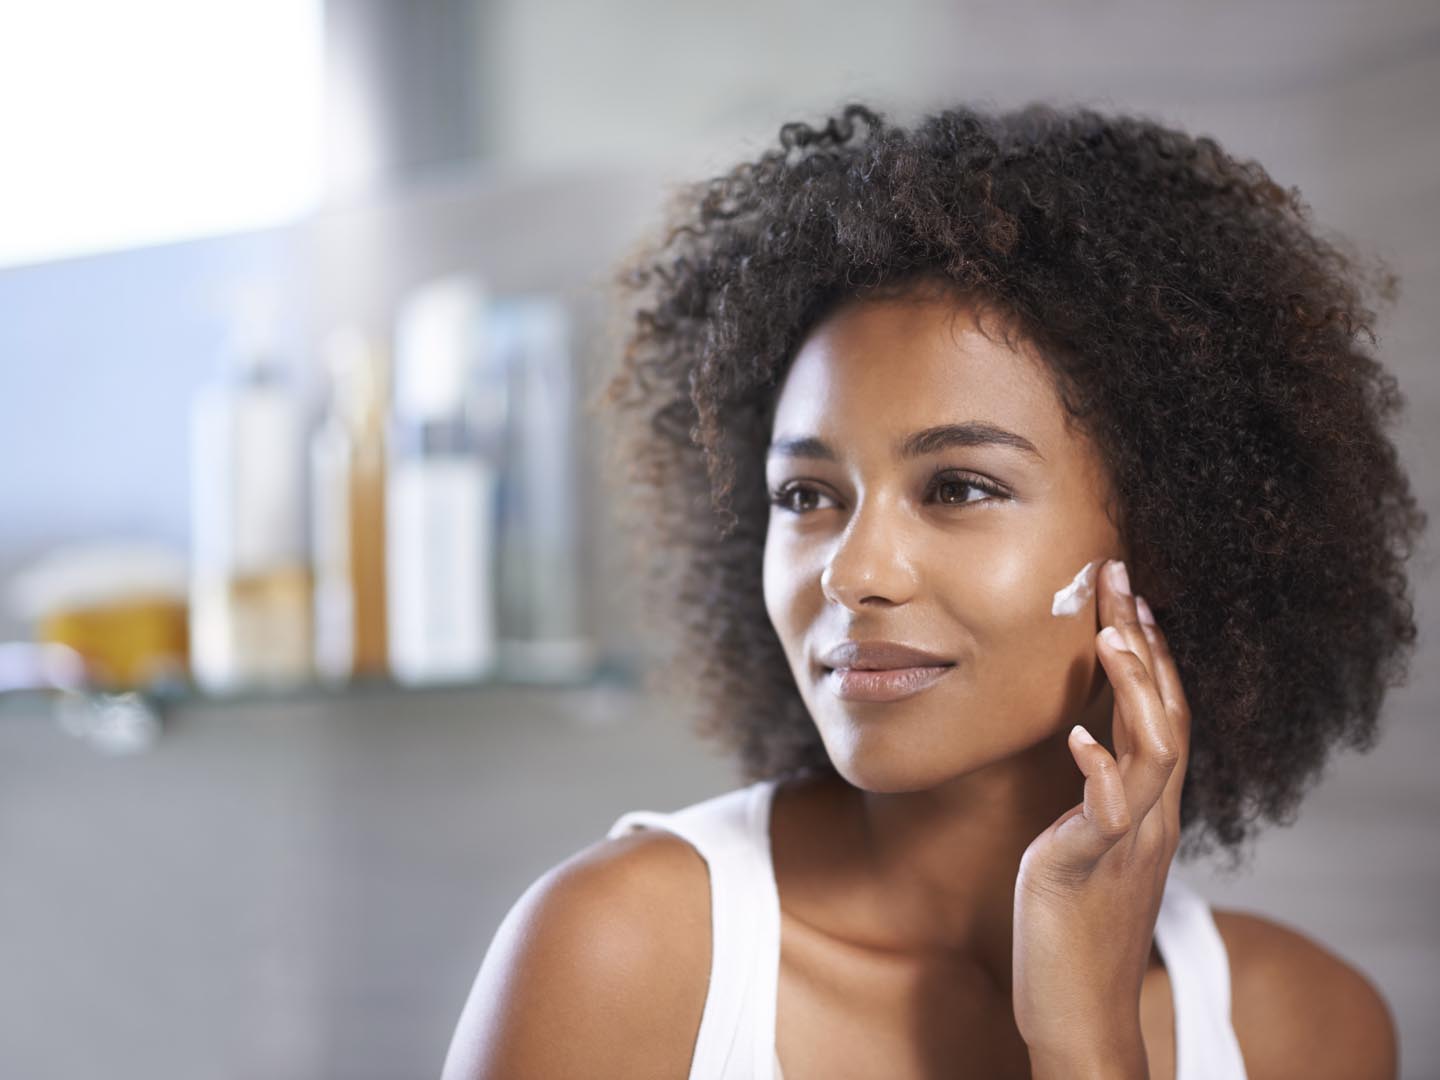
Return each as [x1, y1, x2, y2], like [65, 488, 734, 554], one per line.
[607, 777, 1249, 1080]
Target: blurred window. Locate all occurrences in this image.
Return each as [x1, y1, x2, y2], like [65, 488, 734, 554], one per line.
[0, 0, 323, 267]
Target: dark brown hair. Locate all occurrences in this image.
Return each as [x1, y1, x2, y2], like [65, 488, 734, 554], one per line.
[597, 101, 1426, 870]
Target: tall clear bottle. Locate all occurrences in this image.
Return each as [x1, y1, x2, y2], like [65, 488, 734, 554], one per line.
[489, 296, 594, 681]
[385, 275, 502, 685]
[189, 312, 312, 694]
[310, 327, 389, 684]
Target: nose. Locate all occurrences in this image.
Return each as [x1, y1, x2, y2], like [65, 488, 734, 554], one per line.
[819, 495, 920, 611]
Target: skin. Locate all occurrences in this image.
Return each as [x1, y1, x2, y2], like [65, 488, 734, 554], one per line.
[762, 288, 1180, 1075]
[439, 285, 1401, 1080]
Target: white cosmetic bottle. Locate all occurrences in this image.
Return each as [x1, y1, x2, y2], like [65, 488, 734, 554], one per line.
[385, 275, 500, 685]
[189, 302, 312, 693]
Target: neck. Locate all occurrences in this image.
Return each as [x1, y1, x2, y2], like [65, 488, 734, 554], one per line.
[785, 685, 1117, 990]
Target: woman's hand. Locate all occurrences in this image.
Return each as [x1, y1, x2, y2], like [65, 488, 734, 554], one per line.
[1012, 558, 1192, 1078]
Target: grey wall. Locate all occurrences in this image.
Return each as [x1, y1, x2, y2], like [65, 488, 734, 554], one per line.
[0, 681, 739, 1080]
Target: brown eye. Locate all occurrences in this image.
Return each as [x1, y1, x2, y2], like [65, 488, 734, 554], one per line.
[935, 480, 978, 505]
[928, 470, 1007, 507]
[768, 483, 835, 514]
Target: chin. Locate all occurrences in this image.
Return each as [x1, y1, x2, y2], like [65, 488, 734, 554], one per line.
[816, 718, 967, 794]
[814, 698, 1060, 794]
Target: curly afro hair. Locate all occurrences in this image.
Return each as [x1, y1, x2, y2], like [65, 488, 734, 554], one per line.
[597, 101, 1427, 870]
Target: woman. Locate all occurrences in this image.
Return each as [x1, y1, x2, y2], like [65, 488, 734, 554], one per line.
[443, 103, 1420, 1079]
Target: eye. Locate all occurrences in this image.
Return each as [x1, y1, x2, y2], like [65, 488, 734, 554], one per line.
[767, 469, 1009, 515]
[768, 482, 838, 515]
[927, 468, 1008, 507]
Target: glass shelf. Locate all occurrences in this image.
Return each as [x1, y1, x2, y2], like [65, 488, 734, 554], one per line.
[149, 647, 637, 709]
[0, 646, 640, 754]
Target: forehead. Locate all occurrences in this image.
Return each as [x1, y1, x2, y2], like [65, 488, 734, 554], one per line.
[771, 293, 1068, 455]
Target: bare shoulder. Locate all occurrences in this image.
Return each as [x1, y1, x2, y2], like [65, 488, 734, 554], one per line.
[441, 828, 712, 1080]
[1212, 907, 1399, 1080]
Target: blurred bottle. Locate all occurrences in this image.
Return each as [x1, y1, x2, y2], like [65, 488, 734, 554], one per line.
[189, 299, 312, 694]
[489, 296, 595, 681]
[8, 542, 189, 692]
[386, 274, 502, 685]
[310, 327, 389, 684]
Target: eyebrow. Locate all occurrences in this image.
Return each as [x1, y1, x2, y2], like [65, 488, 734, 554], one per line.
[767, 421, 1043, 463]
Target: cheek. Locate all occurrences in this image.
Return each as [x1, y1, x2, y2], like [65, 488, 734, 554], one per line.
[763, 533, 826, 692]
[948, 543, 1059, 636]
[762, 530, 804, 639]
[944, 543, 1097, 692]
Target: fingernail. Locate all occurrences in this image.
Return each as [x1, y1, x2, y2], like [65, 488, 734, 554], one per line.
[1107, 559, 1131, 596]
[1135, 594, 1157, 627]
[1071, 724, 1097, 746]
[1100, 625, 1130, 652]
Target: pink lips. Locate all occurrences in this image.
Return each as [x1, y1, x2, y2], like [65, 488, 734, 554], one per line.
[825, 664, 955, 702]
[817, 639, 957, 702]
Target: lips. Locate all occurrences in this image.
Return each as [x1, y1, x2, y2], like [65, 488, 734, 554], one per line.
[816, 640, 957, 703]
[818, 640, 955, 671]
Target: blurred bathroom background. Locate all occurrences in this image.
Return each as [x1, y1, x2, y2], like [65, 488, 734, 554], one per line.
[0, 1, 1436, 1077]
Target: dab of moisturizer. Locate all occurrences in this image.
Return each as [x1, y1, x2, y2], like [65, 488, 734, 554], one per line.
[1051, 558, 1102, 617]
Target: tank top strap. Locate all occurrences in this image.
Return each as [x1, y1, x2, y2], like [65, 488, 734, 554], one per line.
[1153, 871, 1250, 1079]
[606, 779, 783, 1079]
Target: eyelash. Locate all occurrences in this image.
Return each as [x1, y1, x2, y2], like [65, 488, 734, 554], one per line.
[767, 468, 1009, 515]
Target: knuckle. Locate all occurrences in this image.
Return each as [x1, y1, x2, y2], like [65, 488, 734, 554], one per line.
[1122, 664, 1150, 690]
[1096, 804, 1132, 840]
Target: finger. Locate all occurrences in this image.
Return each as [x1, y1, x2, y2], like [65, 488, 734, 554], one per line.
[1135, 595, 1191, 833]
[1094, 558, 1163, 737]
[1092, 563, 1132, 766]
[1094, 559, 1157, 767]
[1052, 723, 1133, 866]
[1097, 558, 1159, 693]
[1096, 623, 1179, 826]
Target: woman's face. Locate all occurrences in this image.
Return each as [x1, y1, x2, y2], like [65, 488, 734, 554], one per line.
[762, 290, 1124, 792]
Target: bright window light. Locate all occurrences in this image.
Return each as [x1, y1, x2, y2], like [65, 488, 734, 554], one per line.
[0, 0, 324, 268]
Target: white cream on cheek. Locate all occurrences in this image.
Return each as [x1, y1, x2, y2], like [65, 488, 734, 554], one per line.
[1051, 558, 1102, 617]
